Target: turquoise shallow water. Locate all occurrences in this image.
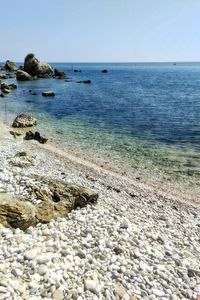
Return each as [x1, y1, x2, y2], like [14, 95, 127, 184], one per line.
[1, 62, 200, 181]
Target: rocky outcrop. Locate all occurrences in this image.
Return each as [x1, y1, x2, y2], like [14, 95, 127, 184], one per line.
[9, 152, 34, 168]
[16, 70, 33, 81]
[54, 69, 65, 78]
[4, 60, 17, 71]
[24, 131, 48, 144]
[23, 53, 53, 77]
[42, 91, 55, 96]
[0, 178, 98, 230]
[12, 114, 37, 128]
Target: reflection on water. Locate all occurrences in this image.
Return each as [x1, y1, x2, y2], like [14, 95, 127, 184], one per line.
[1, 62, 200, 182]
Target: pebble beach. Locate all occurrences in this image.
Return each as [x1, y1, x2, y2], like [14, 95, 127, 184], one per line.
[0, 118, 200, 300]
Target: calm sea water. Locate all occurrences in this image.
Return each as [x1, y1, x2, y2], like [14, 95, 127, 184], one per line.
[1, 62, 200, 180]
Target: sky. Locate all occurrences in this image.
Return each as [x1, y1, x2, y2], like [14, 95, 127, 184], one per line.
[0, 0, 200, 62]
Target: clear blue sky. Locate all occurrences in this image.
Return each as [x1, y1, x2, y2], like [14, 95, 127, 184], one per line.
[1, 0, 200, 62]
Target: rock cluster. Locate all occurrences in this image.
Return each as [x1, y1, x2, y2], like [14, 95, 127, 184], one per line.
[24, 131, 48, 144]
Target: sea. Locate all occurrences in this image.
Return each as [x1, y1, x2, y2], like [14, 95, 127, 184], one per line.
[1, 62, 200, 183]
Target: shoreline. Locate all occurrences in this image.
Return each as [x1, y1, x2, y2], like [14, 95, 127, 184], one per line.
[0, 119, 200, 299]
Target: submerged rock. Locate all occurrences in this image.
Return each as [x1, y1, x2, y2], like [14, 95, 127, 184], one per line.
[101, 69, 108, 73]
[24, 53, 53, 77]
[12, 114, 37, 128]
[42, 91, 55, 96]
[77, 80, 91, 84]
[16, 70, 33, 81]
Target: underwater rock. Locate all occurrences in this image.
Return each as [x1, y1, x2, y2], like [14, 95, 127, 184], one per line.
[42, 91, 55, 96]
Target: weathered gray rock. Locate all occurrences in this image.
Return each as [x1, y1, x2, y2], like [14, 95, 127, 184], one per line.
[4, 60, 17, 71]
[1, 83, 17, 93]
[12, 114, 37, 128]
[24, 53, 53, 77]
[16, 70, 33, 81]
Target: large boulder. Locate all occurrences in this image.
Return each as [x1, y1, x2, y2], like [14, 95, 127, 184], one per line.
[0, 178, 98, 230]
[23, 53, 53, 77]
[16, 70, 33, 81]
[12, 114, 37, 128]
[4, 60, 17, 71]
[54, 69, 65, 77]
[0, 194, 37, 230]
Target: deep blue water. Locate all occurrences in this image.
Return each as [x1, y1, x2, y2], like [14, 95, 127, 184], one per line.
[1, 62, 200, 178]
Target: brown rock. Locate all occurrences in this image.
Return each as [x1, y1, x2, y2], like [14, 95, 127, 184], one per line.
[0, 194, 37, 230]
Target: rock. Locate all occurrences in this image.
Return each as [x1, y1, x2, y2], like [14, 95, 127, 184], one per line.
[16, 70, 33, 81]
[101, 69, 108, 73]
[120, 218, 131, 229]
[52, 289, 64, 300]
[0, 74, 9, 79]
[37, 264, 48, 276]
[77, 80, 91, 84]
[9, 152, 34, 168]
[152, 288, 165, 297]
[42, 91, 55, 96]
[84, 279, 100, 294]
[1, 83, 17, 93]
[4, 60, 17, 71]
[54, 69, 65, 77]
[12, 114, 37, 128]
[114, 285, 126, 298]
[74, 69, 81, 72]
[0, 193, 37, 230]
[24, 53, 53, 77]
[9, 131, 22, 138]
[24, 131, 48, 144]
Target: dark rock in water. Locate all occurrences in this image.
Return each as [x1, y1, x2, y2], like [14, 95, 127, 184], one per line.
[24, 131, 48, 144]
[4, 60, 17, 71]
[101, 69, 108, 73]
[1, 83, 17, 93]
[0, 93, 5, 98]
[16, 70, 33, 81]
[0, 74, 9, 79]
[74, 69, 81, 72]
[9, 131, 22, 138]
[54, 68, 65, 77]
[32, 92, 37, 95]
[24, 53, 53, 77]
[42, 91, 55, 96]
[12, 114, 37, 128]
[77, 80, 91, 84]
[24, 131, 35, 140]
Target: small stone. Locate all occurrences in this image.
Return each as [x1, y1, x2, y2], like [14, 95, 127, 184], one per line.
[152, 288, 165, 297]
[114, 285, 126, 298]
[84, 279, 99, 294]
[52, 288, 64, 300]
[38, 264, 48, 276]
[120, 218, 131, 229]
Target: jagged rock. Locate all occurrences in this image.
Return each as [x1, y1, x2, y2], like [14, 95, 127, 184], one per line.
[16, 70, 33, 81]
[77, 80, 91, 84]
[54, 69, 65, 77]
[4, 60, 17, 71]
[42, 91, 55, 96]
[12, 114, 37, 128]
[0, 194, 37, 230]
[24, 53, 53, 77]
[101, 69, 108, 73]
[0, 179, 98, 229]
